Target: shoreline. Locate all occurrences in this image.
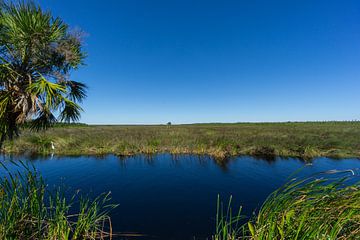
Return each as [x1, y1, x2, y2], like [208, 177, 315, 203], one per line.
[2, 122, 360, 160]
[2, 149, 360, 161]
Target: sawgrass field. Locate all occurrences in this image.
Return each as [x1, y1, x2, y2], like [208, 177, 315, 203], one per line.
[3, 121, 360, 160]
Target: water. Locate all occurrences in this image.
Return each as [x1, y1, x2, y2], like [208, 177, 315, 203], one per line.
[1, 154, 360, 239]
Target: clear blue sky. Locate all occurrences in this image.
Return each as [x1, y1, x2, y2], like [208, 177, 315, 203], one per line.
[38, 0, 360, 124]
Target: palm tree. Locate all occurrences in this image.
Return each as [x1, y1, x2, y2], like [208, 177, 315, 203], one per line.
[0, 1, 87, 148]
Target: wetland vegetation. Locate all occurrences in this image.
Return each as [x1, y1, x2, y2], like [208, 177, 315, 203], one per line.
[2, 121, 360, 159]
[213, 169, 360, 240]
[0, 161, 116, 239]
[0, 1, 359, 239]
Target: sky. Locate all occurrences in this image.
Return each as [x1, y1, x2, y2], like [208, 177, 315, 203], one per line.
[37, 0, 360, 124]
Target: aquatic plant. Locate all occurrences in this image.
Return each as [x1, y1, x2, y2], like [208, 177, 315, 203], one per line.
[213, 169, 360, 239]
[0, 161, 117, 239]
[213, 195, 244, 240]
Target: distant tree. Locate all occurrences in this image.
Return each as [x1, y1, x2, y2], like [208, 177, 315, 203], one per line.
[167, 122, 171, 128]
[0, 2, 87, 148]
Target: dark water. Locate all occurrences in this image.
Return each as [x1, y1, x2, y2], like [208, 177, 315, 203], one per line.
[1, 154, 360, 239]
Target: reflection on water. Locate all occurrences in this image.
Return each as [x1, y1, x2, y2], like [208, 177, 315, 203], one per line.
[1, 153, 309, 169]
[1, 154, 360, 240]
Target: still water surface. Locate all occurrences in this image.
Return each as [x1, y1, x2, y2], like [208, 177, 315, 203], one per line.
[2, 154, 360, 239]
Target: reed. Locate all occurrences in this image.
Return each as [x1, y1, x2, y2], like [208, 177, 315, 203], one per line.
[213, 195, 244, 240]
[212, 169, 360, 239]
[0, 161, 117, 239]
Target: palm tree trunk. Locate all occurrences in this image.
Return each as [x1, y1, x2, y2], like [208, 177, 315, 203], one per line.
[0, 133, 5, 150]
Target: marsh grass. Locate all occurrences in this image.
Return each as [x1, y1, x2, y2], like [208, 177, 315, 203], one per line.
[213, 169, 360, 240]
[213, 195, 245, 240]
[0, 160, 117, 239]
[3, 122, 360, 159]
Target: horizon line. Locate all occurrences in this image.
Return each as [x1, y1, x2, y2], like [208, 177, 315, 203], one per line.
[78, 120, 360, 126]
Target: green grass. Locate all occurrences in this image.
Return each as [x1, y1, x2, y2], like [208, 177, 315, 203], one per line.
[0, 161, 117, 239]
[213, 169, 360, 240]
[2, 121, 360, 159]
[213, 195, 245, 240]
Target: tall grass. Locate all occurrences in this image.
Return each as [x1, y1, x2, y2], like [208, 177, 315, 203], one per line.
[3, 121, 360, 159]
[213, 169, 360, 239]
[0, 160, 117, 239]
[213, 195, 244, 240]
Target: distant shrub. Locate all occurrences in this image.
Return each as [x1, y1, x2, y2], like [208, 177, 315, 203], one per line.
[252, 146, 276, 157]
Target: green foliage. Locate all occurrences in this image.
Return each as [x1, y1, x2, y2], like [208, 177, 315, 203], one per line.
[212, 170, 360, 240]
[248, 170, 360, 239]
[28, 135, 52, 153]
[0, 160, 117, 239]
[0, 1, 87, 146]
[3, 122, 360, 159]
[213, 195, 244, 240]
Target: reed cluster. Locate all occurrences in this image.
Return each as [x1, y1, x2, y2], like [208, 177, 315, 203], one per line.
[0, 161, 117, 239]
[213, 169, 360, 240]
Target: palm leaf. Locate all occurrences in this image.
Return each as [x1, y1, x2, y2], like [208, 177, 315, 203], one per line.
[30, 109, 57, 131]
[27, 76, 66, 110]
[58, 99, 82, 123]
[63, 80, 87, 103]
[0, 1, 87, 145]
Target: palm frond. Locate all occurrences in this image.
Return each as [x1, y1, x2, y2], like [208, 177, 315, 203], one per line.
[0, 1, 67, 61]
[27, 75, 66, 110]
[63, 80, 87, 103]
[30, 109, 57, 131]
[0, 1, 87, 143]
[58, 99, 82, 123]
[0, 91, 11, 135]
[0, 90, 11, 118]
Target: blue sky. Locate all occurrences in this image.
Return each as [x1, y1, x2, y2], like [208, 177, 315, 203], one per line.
[38, 0, 360, 124]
